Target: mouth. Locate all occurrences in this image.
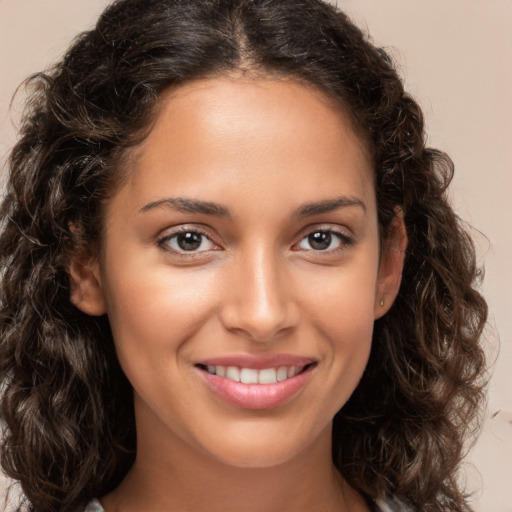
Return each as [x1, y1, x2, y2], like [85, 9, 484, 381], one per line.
[194, 356, 317, 410]
[196, 363, 314, 384]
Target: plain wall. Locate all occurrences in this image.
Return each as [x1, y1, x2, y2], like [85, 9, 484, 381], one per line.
[1, 1, 511, 511]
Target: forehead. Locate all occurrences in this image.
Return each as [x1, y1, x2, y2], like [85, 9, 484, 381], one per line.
[113, 76, 375, 218]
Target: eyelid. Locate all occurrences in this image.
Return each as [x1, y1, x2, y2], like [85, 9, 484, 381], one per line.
[157, 224, 222, 255]
[292, 224, 354, 252]
[155, 223, 354, 257]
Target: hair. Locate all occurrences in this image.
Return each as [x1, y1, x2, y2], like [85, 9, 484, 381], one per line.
[0, 1, 487, 511]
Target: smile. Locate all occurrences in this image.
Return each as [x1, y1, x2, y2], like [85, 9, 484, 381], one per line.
[200, 365, 308, 384]
[195, 356, 316, 410]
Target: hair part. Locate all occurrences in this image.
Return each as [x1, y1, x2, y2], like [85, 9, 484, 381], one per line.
[0, 1, 487, 511]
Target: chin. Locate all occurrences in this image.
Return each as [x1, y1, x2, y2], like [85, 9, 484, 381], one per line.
[208, 442, 304, 469]
[193, 419, 331, 470]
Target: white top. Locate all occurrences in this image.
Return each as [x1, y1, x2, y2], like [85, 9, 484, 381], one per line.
[84, 496, 409, 511]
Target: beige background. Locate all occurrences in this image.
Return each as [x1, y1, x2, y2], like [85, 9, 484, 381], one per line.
[1, 1, 511, 511]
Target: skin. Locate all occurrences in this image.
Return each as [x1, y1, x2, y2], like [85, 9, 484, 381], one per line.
[71, 76, 406, 512]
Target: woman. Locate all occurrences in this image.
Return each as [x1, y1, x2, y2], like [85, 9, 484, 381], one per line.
[0, 0, 487, 511]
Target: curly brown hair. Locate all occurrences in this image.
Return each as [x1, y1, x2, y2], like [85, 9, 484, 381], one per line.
[0, 1, 487, 511]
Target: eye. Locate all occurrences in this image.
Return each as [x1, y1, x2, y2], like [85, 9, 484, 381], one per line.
[159, 230, 218, 253]
[296, 230, 350, 252]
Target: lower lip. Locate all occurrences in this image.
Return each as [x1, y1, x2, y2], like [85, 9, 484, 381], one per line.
[198, 366, 314, 410]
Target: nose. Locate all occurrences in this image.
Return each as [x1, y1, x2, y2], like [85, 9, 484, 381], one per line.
[219, 247, 300, 342]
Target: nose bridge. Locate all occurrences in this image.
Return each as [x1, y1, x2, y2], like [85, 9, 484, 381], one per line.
[220, 242, 297, 341]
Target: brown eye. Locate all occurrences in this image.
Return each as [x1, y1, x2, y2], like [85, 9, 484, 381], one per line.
[307, 231, 332, 250]
[160, 230, 217, 253]
[176, 232, 203, 251]
[296, 229, 352, 252]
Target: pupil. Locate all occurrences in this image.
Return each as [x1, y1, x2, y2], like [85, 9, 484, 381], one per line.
[309, 231, 331, 250]
[177, 232, 202, 251]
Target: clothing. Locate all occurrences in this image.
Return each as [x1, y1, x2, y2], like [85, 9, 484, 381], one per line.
[84, 496, 409, 511]
[84, 500, 104, 512]
[376, 496, 410, 512]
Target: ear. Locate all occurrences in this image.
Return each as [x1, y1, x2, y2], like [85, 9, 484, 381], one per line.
[374, 208, 407, 319]
[68, 253, 107, 317]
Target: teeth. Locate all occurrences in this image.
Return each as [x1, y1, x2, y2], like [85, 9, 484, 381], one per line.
[258, 368, 277, 384]
[288, 365, 299, 378]
[240, 368, 259, 384]
[204, 364, 308, 384]
[226, 366, 240, 382]
[276, 366, 288, 381]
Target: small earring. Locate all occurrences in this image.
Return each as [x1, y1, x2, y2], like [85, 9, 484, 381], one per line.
[380, 298, 385, 307]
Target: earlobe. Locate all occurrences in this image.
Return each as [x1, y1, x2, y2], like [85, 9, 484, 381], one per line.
[374, 209, 407, 319]
[68, 256, 107, 316]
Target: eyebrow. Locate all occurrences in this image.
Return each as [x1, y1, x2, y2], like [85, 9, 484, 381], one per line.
[139, 197, 230, 216]
[139, 195, 366, 217]
[295, 196, 367, 217]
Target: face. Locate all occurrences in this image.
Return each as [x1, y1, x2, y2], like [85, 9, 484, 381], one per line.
[72, 76, 404, 468]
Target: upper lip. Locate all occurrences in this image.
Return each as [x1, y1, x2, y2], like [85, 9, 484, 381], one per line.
[195, 353, 316, 370]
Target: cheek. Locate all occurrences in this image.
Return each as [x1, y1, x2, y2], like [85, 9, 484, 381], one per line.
[298, 259, 378, 404]
[101, 261, 220, 372]
[319, 306, 374, 418]
[299, 253, 379, 332]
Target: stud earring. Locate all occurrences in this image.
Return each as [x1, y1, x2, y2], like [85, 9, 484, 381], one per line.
[380, 298, 385, 307]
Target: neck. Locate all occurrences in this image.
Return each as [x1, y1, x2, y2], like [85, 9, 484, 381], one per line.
[101, 401, 369, 512]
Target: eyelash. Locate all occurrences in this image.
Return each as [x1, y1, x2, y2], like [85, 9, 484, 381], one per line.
[293, 228, 354, 254]
[157, 226, 219, 258]
[157, 226, 354, 257]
